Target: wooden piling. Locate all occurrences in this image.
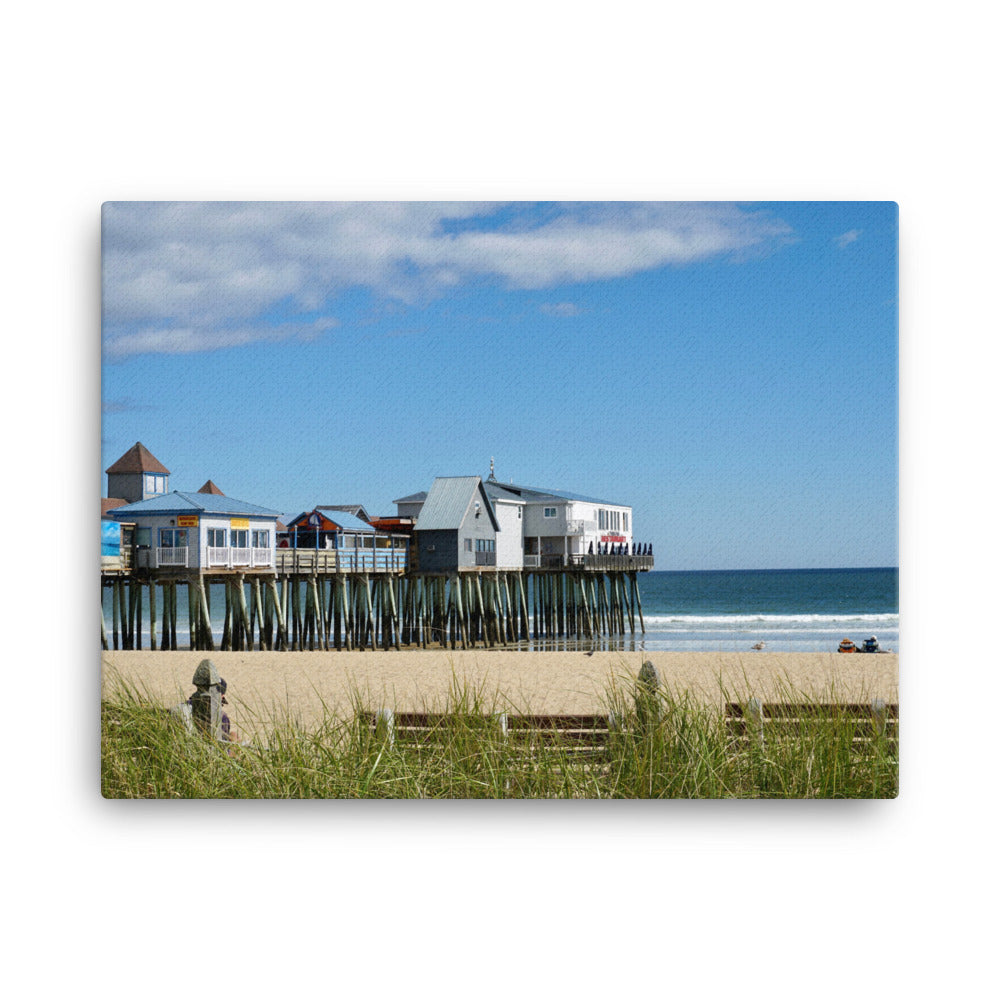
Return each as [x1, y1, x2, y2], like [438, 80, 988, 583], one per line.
[111, 580, 120, 650]
[197, 576, 214, 650]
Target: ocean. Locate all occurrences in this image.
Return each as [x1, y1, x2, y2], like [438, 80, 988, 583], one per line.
[102, 567, 898, 654]
[632, 567, 898, 653]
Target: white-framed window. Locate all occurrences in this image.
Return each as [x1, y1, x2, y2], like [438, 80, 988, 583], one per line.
[465, 538, 473, 552]
[624, 513, 629, 532]
[252, 529, 270, 547]
[543, 507, 557, 518]
[207, 527, 226, 546]
[145, 474, 166, 495]
[231, 529, 249, 547]
[159, 528, 187, 547]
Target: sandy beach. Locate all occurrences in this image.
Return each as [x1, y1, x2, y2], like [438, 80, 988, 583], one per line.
[101, 649, 898, 738]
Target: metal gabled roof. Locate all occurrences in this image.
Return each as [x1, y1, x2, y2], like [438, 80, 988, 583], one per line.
[415, 477, 500, 532]
[393, 491, 428, 505]
[108, 491, 281, 518]
[485, 480, 623, 507]
[318, 504, 370, 522]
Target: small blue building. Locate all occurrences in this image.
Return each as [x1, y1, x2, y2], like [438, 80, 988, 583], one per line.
[280, 506, 409, 571]
[109, 491, 281, 571]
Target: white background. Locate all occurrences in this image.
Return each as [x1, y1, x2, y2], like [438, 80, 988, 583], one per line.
[5, 2, 993, 996]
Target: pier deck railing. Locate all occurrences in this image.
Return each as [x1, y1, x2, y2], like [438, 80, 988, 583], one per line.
[581, 553, 654, 572]
[275, 549, 408, 574]
[141, 546, 278, 570]
[524, 553, 654, 571]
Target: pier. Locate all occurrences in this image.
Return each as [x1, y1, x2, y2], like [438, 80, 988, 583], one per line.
[100, 445, 654, 653]
[100, 557, 653, 653]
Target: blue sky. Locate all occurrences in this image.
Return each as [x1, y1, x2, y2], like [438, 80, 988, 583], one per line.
[101, 201, 897, 569]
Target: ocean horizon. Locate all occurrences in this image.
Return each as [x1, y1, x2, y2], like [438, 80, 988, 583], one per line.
[631, 566, 898, 653]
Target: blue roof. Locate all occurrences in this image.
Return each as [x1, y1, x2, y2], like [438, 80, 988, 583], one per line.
[108, 491, 281, 518]
[286, 509, 378, 533]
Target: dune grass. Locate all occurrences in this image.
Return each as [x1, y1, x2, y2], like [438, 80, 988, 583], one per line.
[100, 674, 898, 799]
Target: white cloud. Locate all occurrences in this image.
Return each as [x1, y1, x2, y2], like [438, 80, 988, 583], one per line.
[102, 318, 340, 360]
[835, 229, 861, 248]
[103, 202, 793, 357]
[540, 302, 582, 317]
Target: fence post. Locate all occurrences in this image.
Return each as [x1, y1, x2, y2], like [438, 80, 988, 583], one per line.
[635, 659, 661, 731]
[375, 708, 395, 746]
[746, 697, 765, 745]
[871, 697, 887, 737]
[189, 658, 223, 740]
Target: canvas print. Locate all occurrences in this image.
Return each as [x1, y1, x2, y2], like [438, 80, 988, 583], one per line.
[100, 201, 898, 798]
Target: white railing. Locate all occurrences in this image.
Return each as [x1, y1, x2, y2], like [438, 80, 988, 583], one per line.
[156, 546, 189, 567]
[565, 519, 597, 534]
[523, 554, 541, 568]
[207, 546, 229, 567]
[230, 547, 252, 566]
[204, 546, 275, 569]
[274, 549, 409, 574]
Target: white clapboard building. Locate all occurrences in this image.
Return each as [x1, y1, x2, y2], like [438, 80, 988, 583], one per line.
[397, 466, 639, 571]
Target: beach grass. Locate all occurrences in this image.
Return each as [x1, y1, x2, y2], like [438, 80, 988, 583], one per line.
[101, 673, 897, 799]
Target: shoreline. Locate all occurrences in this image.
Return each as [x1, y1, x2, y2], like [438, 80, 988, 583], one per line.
[102, 649, 899, 739]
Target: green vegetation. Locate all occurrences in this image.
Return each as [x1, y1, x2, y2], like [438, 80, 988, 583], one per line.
[101, 677, 897, 799]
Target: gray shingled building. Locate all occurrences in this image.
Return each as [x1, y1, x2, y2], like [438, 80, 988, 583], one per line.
[413, 477, 501, 572]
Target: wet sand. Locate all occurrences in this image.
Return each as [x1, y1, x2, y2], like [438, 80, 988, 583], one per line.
[101, 649, 899, 737]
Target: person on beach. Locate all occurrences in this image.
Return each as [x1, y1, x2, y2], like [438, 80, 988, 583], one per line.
[216, 678, 234, 740]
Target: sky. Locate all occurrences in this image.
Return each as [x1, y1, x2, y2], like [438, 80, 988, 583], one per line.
[101, 201, 897, 570]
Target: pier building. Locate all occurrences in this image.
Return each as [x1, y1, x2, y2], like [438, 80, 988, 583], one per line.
[280, 507, 409, 572]
[107, 491, 281, 571]
[412, 476, 502, 572]
[397, 467, 647, 572]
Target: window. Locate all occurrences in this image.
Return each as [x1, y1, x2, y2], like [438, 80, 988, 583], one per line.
[159, 528, 187, 547]
[465, 538, 473, 552]
[145, 474, 166, 495]
[252, 529, 270, 547]
[544, 507, 557, 518]
[207, 528, 226, 547]
[624, 513, 629, 532]
[231, 529, 249, 547]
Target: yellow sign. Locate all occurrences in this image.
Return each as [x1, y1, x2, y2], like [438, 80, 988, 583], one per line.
[177, 515, 199, 527]
[230, 518, 249, 529]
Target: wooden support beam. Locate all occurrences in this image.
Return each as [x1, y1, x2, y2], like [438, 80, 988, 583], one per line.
[197, 576, 215, 650]
[148, 581, 157, 651]
[112, 580, 120, 650]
